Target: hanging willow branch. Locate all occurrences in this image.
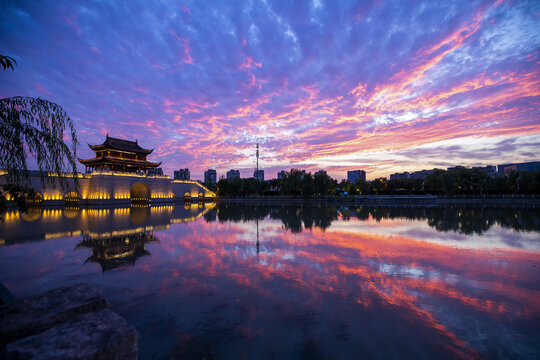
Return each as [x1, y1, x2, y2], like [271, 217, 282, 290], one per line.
[0, 96, 78, 189]
[0, 55, 17, 71]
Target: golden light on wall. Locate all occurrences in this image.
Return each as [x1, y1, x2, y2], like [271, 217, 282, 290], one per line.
[114, 192, 130, 200]
[88, 192, 111, 200]
[150, 192, 174, 199]
[43, 191, 62, 201]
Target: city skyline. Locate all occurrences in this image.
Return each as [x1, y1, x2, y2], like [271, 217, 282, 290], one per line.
[1, 0, 539, 180]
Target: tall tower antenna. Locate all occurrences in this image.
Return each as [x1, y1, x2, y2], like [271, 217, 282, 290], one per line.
[256, 143, 259, 174]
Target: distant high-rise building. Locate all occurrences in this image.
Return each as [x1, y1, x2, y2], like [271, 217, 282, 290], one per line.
[227, 169, 240, 179]
[154, 168, 163, 176]
[204, 169, 217, 184]
[348, 170, 366, 183]
[389, 172, 410, 181]
[174, 168, 190, 180]
[410, 169, 441, 180]
[498, 161, 540, 177]
[254, 169, 264, 181]
[277, 170, 286, 179]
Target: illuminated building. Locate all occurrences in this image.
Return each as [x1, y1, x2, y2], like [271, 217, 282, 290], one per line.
[78, 134, 161, 175]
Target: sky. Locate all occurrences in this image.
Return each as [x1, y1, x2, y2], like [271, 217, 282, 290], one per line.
[1, 0, 539, 180]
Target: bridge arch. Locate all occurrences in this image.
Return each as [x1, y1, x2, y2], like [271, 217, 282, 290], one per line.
[28, 192, 43, 205]
[184, 192, 191, 202]
[131, 182, 151, 204]
[63, 191, 80, 206]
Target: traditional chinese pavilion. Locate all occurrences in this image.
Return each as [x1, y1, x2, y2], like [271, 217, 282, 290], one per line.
[79, 134, 161, 174]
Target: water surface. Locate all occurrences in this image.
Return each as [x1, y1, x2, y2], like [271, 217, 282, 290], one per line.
[1, 203, 539, 359]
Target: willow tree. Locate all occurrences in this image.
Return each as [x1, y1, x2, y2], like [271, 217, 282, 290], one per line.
[1, 54, 78, 215]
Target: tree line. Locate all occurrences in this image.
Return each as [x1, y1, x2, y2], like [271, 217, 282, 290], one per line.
[204, 203, 540, 235]
[215, 167, 540, 197]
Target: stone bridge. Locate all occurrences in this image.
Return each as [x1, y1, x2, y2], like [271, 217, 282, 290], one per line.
[0, 171, 215, 205]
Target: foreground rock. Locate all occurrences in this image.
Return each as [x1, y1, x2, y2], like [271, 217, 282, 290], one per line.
[6, 309, 138, 360]
[0, 283, 138, 359]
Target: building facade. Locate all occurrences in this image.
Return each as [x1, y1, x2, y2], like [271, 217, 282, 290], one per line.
[498, 161, 540, 176]
[254, 170, 264, 181]
[389, 172, 410, 181]
[174, 168, 190, 180]
[348, 170, 366, 183]
[204, 169, 217, 184]
[473, 165, 497, 178]
[410, 169, 440, 180]
[226, 169, 240, 179]
[277, 170, 286, 179]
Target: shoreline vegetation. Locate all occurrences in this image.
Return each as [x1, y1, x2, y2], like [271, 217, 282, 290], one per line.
[215, 194, 539, 206]
[211, 168, 540, 200]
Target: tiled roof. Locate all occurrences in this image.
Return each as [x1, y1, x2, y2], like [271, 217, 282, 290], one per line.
[89, 135, 153, 154]
[78, 156, 161, 168]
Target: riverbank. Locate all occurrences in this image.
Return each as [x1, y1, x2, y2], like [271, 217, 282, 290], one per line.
[216, 194, 540, 206]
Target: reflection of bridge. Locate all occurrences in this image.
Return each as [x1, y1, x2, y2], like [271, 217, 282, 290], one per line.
[0, 203, 215, 245]
[0, 171, 215, 205]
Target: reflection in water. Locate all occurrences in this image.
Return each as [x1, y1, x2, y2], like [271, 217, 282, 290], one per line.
[0, 202, 539, 359]
[76, 230, 158, 272]
[0, 203, 215, 245]
[214, 203, 540, 235]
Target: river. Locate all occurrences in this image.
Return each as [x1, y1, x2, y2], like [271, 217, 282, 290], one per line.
[1, 203, 539, 359]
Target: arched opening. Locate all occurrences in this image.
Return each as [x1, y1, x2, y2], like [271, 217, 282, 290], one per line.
[184, 192, 191, 202]
[198, 193, 204, 202]
[64, 191, 80, 206]
[131, 182, 151, 205]
[27, 192, 43, 206]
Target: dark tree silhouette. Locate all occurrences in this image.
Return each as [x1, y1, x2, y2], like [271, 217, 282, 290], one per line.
[1, 54, 78, 217]
[0, 55, 16, 71]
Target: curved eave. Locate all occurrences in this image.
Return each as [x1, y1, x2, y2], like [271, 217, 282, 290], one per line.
[78, 156, 160, 168]
[78, 157, 97, 165]
[88, 143, 153, 154]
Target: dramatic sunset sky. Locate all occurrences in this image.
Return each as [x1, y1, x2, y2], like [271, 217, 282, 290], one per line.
[1, 0, 539, 180]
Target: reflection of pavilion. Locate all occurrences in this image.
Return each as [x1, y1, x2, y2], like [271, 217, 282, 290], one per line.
[76, 230, 158, 272]
[0, 203, 216, 245]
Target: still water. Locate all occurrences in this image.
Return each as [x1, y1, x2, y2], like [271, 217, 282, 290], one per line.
[1, 203, 539, 359]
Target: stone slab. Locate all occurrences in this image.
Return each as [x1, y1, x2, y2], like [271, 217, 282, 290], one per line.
[5, 309, 138, 360]
[0, 283, 108, 344]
